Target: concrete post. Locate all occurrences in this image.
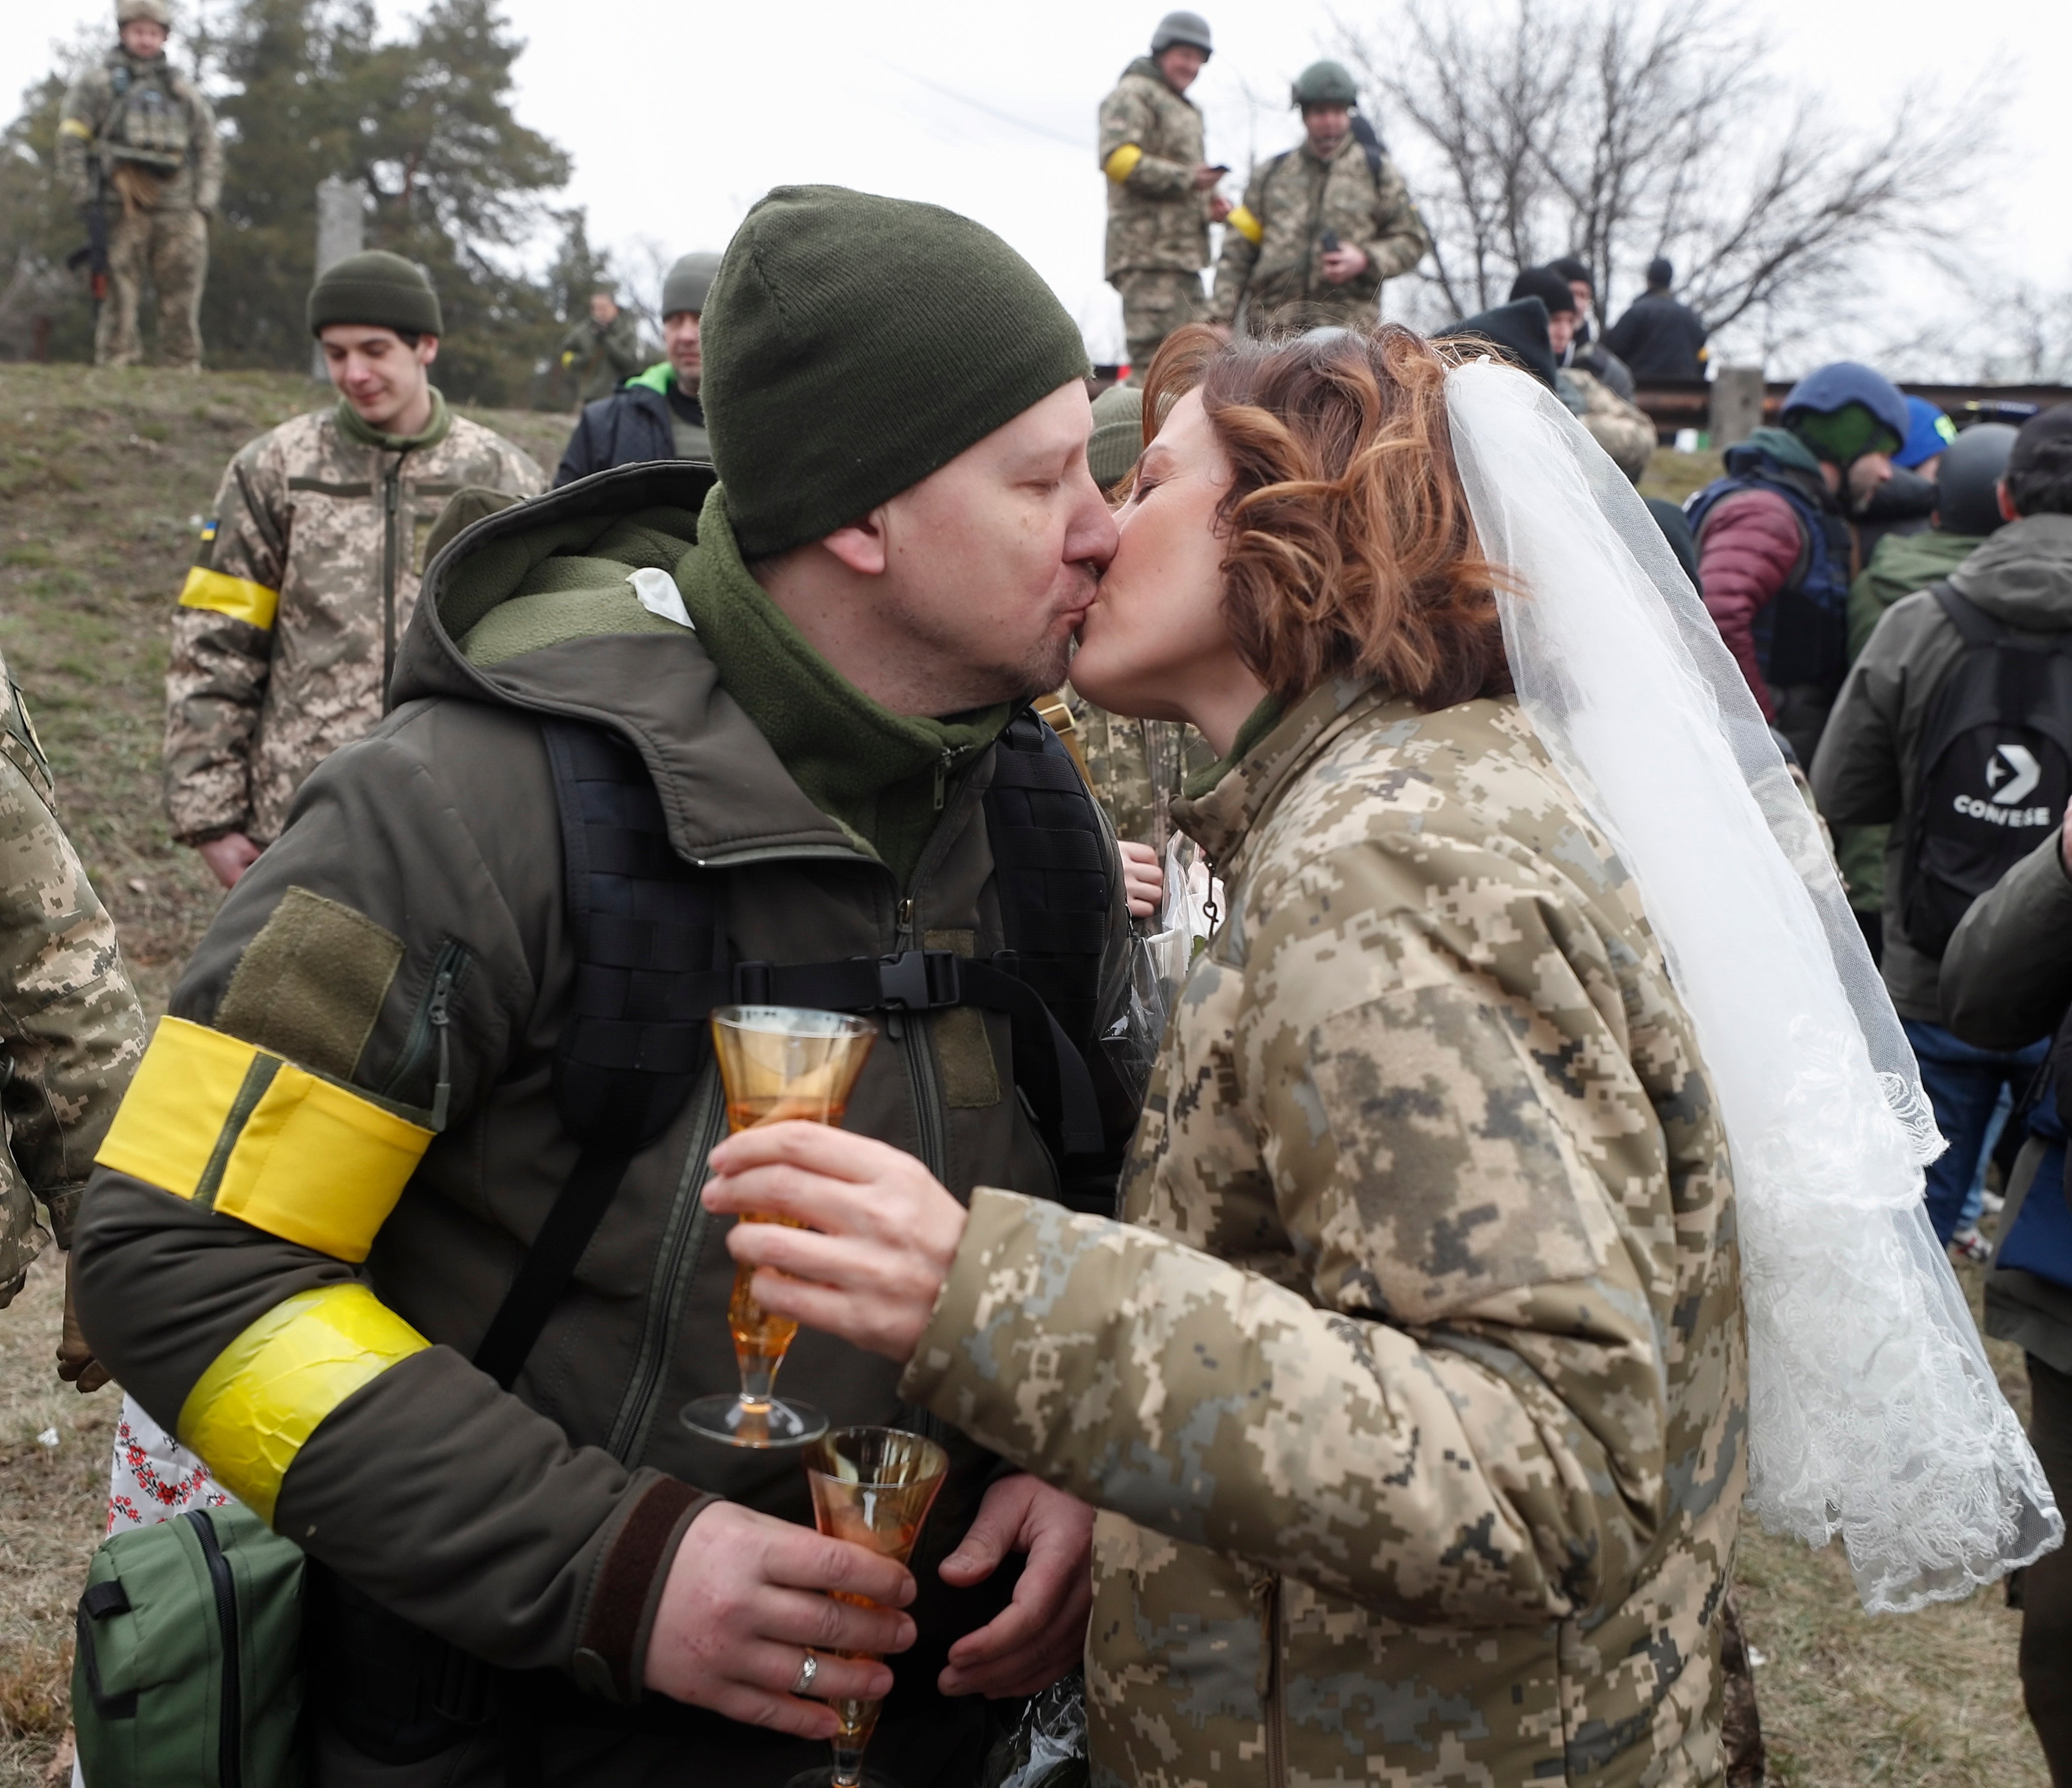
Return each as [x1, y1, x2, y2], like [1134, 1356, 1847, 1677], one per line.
[311, 177, 366, 378]
[1710, 365, 1766, 448]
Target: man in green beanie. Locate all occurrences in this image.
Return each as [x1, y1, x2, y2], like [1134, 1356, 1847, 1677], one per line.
[163, 250, 543, 888]
[78, 187, 1136, 1787]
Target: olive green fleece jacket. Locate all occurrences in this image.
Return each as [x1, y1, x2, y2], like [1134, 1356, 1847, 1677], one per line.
[75, 459, 1133, 1785]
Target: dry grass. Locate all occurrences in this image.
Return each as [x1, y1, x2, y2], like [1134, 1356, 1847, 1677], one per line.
[0, 369, 2055, 1784]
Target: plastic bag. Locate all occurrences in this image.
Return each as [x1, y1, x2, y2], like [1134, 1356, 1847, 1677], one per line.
[979, 1674, 1089, 1788]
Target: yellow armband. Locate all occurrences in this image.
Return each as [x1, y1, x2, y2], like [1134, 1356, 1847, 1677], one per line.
[180, 1285, 427, 1525]
[1227, 206, 1263, 246]
[97, 1016, 433, 1263]
[1103, 144, 1144, 184]
[179, 566, 280, 631]
[60, 118, 94, 141]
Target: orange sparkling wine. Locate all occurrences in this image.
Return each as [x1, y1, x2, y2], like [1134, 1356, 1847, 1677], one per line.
[724, 1090, 852, 1358]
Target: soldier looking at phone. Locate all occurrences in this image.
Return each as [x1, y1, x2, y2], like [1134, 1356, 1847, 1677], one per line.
[1210, 59, 1429, 336]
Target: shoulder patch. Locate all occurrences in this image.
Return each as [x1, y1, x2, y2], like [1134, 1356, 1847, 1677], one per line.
[216, 886, 406, 1081]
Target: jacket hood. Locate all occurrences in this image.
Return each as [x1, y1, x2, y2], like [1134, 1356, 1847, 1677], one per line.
[1724, 426, 1825, 482]
[395, 460, 859, 867]
[627, 361, 676, 397]
[1863, 527, 1985, 607]
[1946, 512, 2072, 628]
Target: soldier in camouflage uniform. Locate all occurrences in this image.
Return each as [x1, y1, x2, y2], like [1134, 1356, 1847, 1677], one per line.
[1100, 12, 1229, 380]
[56, 0, 222, 370]
[0, 648, 146, 1391]
[165, 250, 543, 886]
[1213, 60, 1429, 336]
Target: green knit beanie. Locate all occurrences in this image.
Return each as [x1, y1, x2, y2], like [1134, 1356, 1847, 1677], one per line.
[1087, 383, 1145, 492]
[702, 185, 1091, 559]
[308, 251, 443, 338]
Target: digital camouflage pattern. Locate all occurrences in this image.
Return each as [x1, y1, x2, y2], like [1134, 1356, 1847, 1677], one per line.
[1561, 367, 1659, 484]
[97, 204, 209, 371]
[1115, 269, 1210, 380]
[58, 48, 222, 370]
[1100, 58, 1215, 281]
[1065, 685, 1214, 846]
[164, 404, 544, 844]
[905, 679, 1748, 1786]
[0, 648, 146, 1302]
[1212, 134, 1429, 334]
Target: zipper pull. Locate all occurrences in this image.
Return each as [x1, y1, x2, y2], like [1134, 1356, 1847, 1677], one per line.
[933, 750, 954, 810]
[427, 965, 455, 1131]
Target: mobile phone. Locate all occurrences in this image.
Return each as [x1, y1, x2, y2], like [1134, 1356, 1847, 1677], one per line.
[1321, 228, 1341, 253]
[1207, 164, 1230, 175]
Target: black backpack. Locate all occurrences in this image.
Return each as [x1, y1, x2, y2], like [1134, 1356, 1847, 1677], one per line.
[1900, 582, 2072, 958]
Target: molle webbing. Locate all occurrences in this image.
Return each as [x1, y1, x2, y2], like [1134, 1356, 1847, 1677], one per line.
[472, 710, 1115, 1392]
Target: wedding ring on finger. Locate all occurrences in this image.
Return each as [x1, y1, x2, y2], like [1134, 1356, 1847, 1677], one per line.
[792, 1650, 819, 1696]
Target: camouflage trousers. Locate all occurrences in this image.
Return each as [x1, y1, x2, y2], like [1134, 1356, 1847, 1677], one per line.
[97, 204, 208, 371]
[1113, 267, 1207, 383]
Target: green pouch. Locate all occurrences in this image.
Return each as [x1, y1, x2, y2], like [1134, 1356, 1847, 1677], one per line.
[72, 1505, 305, 1787]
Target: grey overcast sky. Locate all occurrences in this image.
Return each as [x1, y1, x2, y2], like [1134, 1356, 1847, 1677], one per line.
[17, 0, 2066, 372]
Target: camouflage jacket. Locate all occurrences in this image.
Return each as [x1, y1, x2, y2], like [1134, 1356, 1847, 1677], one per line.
[164, 398, 544, 845]
[1211, 134, 1429, 329]
[1100, 58, 1214, 279]
[1560, 367, 1658, 483]
[906, 680, 1748, 1786]
[0, 650, 146, 1301]
[1063, 685, 1214, 847]
[57, 48, 222, 213]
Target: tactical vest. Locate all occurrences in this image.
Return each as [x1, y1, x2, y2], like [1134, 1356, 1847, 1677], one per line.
[314, 704, 1131, 1777]
[1688, 458, 1855, 694]
[100, 57, 191, 172]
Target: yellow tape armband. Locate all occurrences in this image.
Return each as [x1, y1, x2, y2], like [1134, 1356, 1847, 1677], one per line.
[1227, 205, 1263, 246]
[97, 1016, 433, 1263]
[179, 565, 280, 631]
[60, 118, 94, 141]
[1103, 144, 1144, 184]
[179, 1285, 427, 1526]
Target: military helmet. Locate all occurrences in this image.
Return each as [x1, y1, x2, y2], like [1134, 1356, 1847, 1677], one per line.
[1151, 11, 1213, 57]
[1292, 60, 1359, 108]
[1935, 423, 2017, 537]
[116, 0, 173, 26]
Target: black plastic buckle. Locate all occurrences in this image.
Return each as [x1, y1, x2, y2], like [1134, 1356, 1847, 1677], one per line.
[731, 960, 774, 1004]
[876, 949, 961, 1010]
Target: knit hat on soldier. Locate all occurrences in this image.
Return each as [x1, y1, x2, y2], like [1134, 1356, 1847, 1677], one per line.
[1087, 383, 1145, 493]
[1508, 267, 1578, 318]
[701, 185, 1091, 560]
[661, 252, 722, 319]
[307, 251, 443, 339]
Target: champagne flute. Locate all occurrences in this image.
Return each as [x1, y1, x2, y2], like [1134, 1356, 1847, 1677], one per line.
[680, 1006, 875, 1449]
[785, 1426, 949, 1788]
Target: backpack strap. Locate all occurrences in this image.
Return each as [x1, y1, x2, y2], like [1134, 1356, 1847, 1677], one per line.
[471, 721, 726, 1390]
[1930, 579, 2009, 650]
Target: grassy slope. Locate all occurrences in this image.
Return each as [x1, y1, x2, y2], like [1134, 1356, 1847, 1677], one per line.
[0, 370, 2050, 1783]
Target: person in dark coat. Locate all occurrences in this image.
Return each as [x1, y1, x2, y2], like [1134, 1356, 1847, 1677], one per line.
[1603, 257, 1708, 383]
[555, 253, 719, 486]
[1545, 254, 1635, 400]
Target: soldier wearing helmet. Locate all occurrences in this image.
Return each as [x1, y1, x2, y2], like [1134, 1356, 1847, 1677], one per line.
[1210, 58, 1429, 337]
[55, 0, 222, 369]
[1098, 12, 1230, 382]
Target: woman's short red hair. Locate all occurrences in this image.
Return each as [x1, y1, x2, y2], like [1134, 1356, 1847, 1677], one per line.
[1138, 323, 1513, 711]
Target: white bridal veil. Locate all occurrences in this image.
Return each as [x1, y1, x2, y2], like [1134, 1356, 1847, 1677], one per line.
[1444, 359, 2061, 1612]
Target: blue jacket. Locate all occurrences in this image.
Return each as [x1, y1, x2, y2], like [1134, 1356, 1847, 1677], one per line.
[554, 365, 706, 488]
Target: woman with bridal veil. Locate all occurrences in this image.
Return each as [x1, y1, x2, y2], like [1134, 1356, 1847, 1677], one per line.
[702, 324, 2060, 1785]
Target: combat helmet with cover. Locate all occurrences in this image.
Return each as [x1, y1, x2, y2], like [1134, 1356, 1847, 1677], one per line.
[1291, 59, 1359, 107]
[1150, 11, 1213, 57]
[116, 0, 173, 25]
